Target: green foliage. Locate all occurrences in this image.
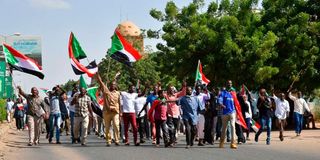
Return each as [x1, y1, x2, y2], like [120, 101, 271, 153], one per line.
[147, 0, 320, 94]
[0, 99, 6, 123]
[98, 53, 161, 91]
[61, 79, 78, 92]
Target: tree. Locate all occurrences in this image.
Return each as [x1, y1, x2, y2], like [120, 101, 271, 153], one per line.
[147, 0, 320, 94]
[97, 53, 161, 91]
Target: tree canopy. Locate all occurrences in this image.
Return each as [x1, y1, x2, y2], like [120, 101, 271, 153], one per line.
[144, 0, 320, 94]
[93, 0, 320, 95]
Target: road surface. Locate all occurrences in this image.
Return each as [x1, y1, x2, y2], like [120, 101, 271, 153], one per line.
[1, 124, 320, 160]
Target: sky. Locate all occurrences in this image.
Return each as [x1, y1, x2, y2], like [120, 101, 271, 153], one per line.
[0, 0, 261, 94]
[0, 0, 189, 93]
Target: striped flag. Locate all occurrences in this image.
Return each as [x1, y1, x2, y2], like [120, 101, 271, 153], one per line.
[2, 43, 44, 79]
[251, 119, 261, 132]
[109, 29, 142, 66]
[68, 32, 98, 77]
[195, 60, 210, 86]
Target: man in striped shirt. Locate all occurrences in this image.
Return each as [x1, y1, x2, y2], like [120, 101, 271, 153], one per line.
[71, 87, 93, 146]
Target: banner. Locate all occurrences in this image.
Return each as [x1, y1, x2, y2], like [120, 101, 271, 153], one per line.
[5, 35, 42, 66]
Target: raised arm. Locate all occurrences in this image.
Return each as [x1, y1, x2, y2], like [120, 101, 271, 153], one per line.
[175, 81, 187, 98]
[17, 86, 27, 98]
[288, 92, 297, 101]
[94, 73, 109, 93]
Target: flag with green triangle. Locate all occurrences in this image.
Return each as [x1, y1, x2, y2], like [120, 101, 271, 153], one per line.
[79, 75, 88, 89]
[195, 60, 210, 86]
[108, 29, 142, 66]
[2, 43, 44, 79]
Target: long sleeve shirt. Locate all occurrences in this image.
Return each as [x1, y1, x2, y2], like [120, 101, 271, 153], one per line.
[148, 99, 168, 122]
[193, 91, 210, 109]
[288, 93, 310, 115]
[273, 96, 290, 120]
[178, 95, 204, 125]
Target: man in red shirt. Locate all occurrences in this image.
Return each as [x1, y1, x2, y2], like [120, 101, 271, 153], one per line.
[148, 90, 170, 147]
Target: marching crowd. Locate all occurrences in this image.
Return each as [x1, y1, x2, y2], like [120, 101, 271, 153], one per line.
[4, 73, 317, 149]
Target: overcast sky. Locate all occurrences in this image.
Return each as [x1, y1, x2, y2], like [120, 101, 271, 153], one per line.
[0, 0, 261, 94]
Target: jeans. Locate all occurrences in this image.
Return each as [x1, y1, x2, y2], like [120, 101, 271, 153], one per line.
[245, 118, 251, 138]
[256, 116, 272, 142]
[49, 113, 61, 142]
[294, 112, 303, 134]
[15, 117, 24, 130]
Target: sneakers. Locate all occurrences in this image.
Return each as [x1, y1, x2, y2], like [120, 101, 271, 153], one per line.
[230, 143, 238, 149]
[27, 142, 33, 146]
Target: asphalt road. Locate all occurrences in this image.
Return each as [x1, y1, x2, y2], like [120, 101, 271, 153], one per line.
[1, 126, 320, 160]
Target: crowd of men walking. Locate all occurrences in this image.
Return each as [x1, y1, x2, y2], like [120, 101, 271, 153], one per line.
[5, 73, 317, 149]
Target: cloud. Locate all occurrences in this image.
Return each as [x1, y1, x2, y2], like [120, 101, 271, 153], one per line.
[29, 0, 71, 10]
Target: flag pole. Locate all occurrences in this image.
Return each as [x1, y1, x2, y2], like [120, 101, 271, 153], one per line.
[107, 56, 111, 83]
[194, 60, 201, 88]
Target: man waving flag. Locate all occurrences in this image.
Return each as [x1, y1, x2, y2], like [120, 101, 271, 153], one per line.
[2, 43, 44, 79]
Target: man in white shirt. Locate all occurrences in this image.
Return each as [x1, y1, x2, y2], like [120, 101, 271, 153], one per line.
[193, 85, 210, 146]
[121, 85, 139, 146]
[288, 91, 310, 136]
[134, 89, 147, 143]
[273, 93, 290, 141]
[6, 98, 14, 123]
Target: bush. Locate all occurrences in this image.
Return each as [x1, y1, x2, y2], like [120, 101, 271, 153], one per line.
[314, 105, 320, 122]
[0, 99, 6, 123]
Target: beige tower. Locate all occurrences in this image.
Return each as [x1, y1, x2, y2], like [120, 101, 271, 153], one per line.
[116, 21, 144, 55]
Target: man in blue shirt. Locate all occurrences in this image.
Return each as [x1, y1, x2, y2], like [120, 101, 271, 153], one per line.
[218, 81, 237, 149]
[178, 87, 204, 149]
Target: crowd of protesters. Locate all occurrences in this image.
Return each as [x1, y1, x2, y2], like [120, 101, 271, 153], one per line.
[5, 73, 317, 149]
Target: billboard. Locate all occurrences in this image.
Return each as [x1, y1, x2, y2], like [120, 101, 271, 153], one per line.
[4, 35, 42, 66]
[0, 61, 6, 98]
